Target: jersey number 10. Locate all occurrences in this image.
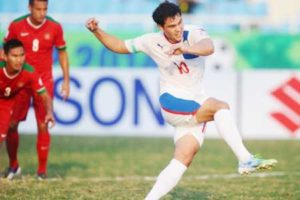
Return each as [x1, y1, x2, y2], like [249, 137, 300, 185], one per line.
[177, 61, 190, 74]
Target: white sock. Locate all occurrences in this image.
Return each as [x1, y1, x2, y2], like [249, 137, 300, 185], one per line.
[214, 109, 252, 163]
[145, 159, 187, 200]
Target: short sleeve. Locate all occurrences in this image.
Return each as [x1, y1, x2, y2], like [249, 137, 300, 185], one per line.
[124, 34, 152, 54]
[3, 23, 18, 43]
[31, 72, 46, 94]
[54, 23, 66, 50]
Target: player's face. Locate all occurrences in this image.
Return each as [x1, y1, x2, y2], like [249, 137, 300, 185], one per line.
[160, 14, 184, 43]
[4, 47, 25, 74]
[29, 1, 48, 25]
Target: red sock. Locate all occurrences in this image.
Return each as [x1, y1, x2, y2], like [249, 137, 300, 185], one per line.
[6, 131, 19, 169]
[36, 131, 50, 174]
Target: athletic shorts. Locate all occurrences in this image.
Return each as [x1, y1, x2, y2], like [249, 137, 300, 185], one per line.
[159, 92, 209, 146]
[10, 79, 54, 123]
[0, 99, 14, 142]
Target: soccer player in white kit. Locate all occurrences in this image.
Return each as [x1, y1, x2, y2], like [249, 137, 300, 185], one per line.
[86, 1, 277, 199]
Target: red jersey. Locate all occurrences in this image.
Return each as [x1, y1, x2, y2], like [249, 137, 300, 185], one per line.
[0, 61, 46, 103]
[4, 15, 66, 81]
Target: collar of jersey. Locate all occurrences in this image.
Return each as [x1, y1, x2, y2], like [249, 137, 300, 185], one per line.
[26, 17, 46, 29]
[3, 67, 22, 79]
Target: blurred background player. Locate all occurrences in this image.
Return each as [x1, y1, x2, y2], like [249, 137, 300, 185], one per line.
[86, 1, 277, 199]
[0, 0, 70, 180]
[0, 39, 55, 166]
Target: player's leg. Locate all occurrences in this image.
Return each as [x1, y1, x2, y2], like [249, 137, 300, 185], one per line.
[0, 105, 10, 176]
[146, 93, 204, 199]
[196, 97, 252, 162]
[0, 102, 13, 144]
[33, 92, 51, 178]
[0, 100, 22, 180]
[145, 126, 204, 200]
[5, 90, 31, 179]
[33, 81, 53, 178]
[195, 97, 277, 174]
[6, 121, 20, 170]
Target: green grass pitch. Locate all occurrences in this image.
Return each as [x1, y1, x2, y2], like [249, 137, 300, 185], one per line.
[0, 135, 299, 199]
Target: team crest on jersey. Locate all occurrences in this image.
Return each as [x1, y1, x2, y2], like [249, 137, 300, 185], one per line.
[17, 82, 25, 88]
[44, 33, 51, 40]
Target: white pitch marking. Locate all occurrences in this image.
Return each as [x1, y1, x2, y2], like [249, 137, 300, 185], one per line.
[2, 171, 295, 182]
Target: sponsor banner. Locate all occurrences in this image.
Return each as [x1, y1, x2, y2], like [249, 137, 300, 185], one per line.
[19, 68, 300, 139]
[19, 68, 237, 138]
[21, 68, 170, 136]
[241, 71, 300, 139]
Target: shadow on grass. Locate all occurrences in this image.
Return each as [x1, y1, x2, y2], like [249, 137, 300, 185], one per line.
[169, 187, 211, 200]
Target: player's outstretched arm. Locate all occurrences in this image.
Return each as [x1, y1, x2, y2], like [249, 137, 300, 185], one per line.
[85, 18, 130, 54]
[58, 49, 70, 100]
[40, 92, 56, 128]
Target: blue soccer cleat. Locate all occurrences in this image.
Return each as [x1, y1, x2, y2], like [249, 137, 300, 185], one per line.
[238, 155, 278, 175]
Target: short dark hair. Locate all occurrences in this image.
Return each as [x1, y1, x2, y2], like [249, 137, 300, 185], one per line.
[29, 0, 48, 6]
[152, 1, 181, 26]
[3, 39, 24, 54]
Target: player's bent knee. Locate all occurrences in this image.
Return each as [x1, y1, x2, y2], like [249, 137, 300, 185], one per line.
[174, 150, 197, 167]
[174, 138, 200, 166]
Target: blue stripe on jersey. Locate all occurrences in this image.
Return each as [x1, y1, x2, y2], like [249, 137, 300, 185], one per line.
[183, 30, 189, 41]
[182, 30, 199, 60]
[183, 53, 198, 59]
[159, 93, 200, 114]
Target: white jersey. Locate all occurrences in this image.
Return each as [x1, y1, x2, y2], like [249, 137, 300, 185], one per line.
[125, 25, 210, 100]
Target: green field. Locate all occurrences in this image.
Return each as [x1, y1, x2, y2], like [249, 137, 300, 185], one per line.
[0, 135, 299, 199]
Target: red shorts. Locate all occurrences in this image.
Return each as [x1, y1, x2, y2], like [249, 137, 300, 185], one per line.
[10, 79, 54, 124]
[0, 99, 14, 142]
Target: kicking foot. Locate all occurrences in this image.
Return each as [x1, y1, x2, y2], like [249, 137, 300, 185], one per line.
[238, 155, 277, 175]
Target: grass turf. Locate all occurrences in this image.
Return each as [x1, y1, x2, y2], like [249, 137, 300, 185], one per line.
[0, 135, 299, 199]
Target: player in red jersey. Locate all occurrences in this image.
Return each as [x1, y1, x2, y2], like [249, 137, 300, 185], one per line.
[0, 39, 54, 147]
[0, 0, 69, 180]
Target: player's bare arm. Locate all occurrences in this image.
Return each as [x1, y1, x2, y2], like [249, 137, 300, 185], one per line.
[85, 18, 130, 54]
[58, 49, 70, 100]
[173, 38, 214, 56]
[40, 92, 55, 128]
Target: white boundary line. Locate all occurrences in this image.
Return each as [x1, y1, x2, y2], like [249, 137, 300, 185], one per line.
[2, 171, 297, 182]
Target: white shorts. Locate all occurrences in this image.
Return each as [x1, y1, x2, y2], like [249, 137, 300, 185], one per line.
[159, 92, 209, 146]
[174, 124, 206, 146]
